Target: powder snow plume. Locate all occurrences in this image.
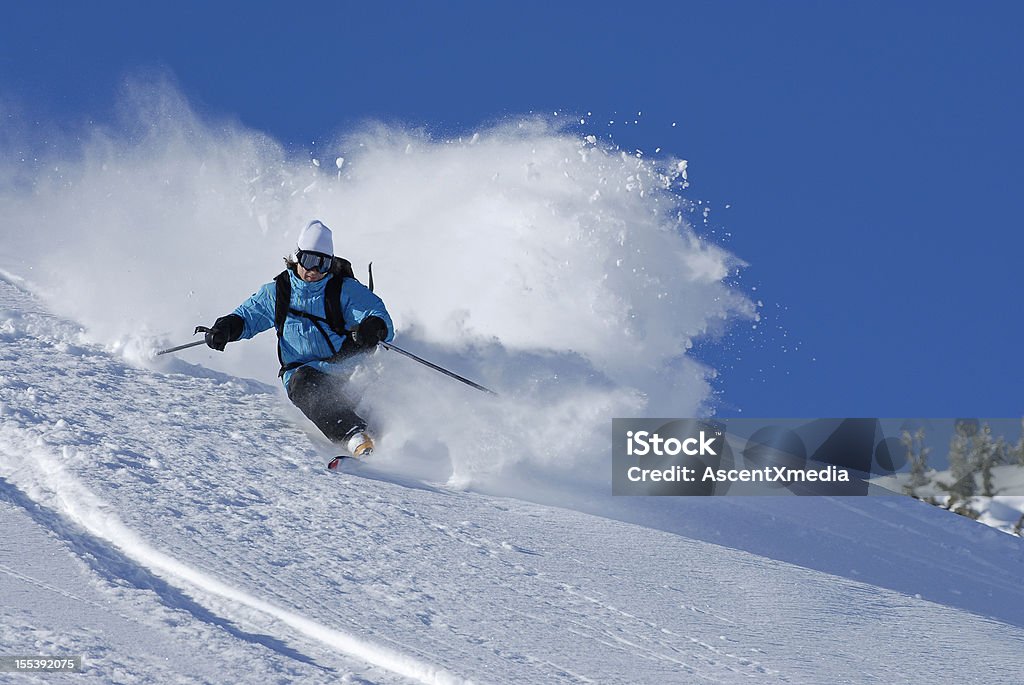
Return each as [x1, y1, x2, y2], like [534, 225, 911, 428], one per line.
[0, 78, 755, 493]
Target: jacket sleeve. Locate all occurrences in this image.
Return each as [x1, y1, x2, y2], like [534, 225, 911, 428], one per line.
[231, 282, 277, 340]
[340, 280, 395, 342]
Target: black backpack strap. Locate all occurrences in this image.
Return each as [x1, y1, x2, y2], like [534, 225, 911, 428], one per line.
[273, 271, 291, 337]
[334, 257, 355, 281]
[273, 271, 292, 374]
[278, 360, 306, 378]
[287, 308, 338, 357]
[323, 272, 349, 339]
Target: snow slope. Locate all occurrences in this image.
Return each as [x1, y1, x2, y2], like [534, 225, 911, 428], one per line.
[2, 267, 1024, 683]
[874, 465, 1024, 537]
[2, 90, 1023, 682]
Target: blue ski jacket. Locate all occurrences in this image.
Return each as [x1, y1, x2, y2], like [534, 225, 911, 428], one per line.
[232, 269, 394, 388]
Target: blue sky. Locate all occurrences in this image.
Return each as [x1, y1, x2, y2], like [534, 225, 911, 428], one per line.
[2, 1, 1021, 418]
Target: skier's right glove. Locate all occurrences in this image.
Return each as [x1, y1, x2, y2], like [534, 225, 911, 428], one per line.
[205, 314, 244, 351]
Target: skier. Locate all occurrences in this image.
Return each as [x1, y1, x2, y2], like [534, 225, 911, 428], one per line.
[203, 220, 393, 467]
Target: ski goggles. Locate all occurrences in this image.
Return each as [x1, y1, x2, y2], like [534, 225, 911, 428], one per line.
[296, 250, 334, 273]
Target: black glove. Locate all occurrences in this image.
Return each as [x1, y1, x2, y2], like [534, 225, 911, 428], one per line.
[356, 316, 388, 349]
[205, 314, 244, 351]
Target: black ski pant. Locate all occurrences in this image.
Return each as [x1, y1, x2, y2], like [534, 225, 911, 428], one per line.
[286, 366, 365, 444]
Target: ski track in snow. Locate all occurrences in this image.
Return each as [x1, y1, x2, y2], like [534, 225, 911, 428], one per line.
[2, 274, 1024, 684]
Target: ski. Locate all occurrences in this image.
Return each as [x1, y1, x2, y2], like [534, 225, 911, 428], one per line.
[327, 456, 353, 471]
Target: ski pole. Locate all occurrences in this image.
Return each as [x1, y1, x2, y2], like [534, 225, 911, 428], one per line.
[378, 341, 498, 396]
[156, 326, 211, 356]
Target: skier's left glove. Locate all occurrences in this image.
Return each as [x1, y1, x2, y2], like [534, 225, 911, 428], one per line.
[356, 316, 388, 349]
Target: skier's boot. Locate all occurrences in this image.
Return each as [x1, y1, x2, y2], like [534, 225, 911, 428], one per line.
[327, 428, 375, 470]
[346, 430, 375, 458]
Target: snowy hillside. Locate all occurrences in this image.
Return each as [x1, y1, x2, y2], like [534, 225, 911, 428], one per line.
[875, 465, 1024, 537]
[3, 267, 1024, 682]
[2, 93, 1023, 682]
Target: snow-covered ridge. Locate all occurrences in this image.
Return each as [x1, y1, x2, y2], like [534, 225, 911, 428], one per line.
[2, 269, 1024, 683]
[876, 464, 1024, 537]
